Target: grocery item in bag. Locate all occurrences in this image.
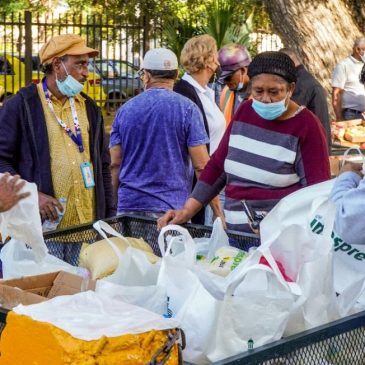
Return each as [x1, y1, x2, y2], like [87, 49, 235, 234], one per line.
[79, 236, 159, 280]
[208, 246, 248, 277]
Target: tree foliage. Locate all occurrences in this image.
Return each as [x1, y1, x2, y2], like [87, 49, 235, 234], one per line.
[0, 0, 272, 57]
[160, 0, 269, 58]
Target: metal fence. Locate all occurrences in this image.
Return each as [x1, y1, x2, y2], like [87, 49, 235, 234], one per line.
[0, 11, 282, 109]
[0, 11, 162, 108]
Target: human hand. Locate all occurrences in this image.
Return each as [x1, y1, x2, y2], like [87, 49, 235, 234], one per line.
[157, 209, 191, 230]
[339, 162, 363, 177]
[38, 192, 63, 221]
[0, 173, 31, 212]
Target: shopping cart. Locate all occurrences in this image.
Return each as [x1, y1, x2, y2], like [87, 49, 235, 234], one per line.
[1, 214, 364, 364]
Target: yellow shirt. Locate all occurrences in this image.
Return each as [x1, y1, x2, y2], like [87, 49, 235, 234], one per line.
[37, 82, 96, 228]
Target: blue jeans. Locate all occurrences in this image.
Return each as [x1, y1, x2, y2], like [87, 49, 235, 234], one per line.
[343, 109, 364, 121]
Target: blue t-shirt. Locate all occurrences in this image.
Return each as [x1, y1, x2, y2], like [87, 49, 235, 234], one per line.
[109, 88, 209, 212]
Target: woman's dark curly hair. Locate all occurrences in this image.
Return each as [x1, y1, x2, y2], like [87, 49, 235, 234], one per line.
[360, 63, 365, 85]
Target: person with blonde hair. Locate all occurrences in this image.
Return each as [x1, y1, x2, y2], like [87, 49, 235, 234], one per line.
[174, 34, 226, 224]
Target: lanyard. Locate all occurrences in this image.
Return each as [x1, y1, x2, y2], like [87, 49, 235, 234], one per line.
[42, 79, 84, 153]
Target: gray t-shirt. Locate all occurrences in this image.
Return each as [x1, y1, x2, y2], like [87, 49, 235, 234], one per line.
[109, 87, 209, 212]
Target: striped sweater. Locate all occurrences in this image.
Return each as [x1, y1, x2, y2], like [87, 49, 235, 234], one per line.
[192, 99, 330, 232]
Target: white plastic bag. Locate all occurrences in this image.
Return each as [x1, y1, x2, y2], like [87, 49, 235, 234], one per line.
[0, 178, 47, 260]
[0, 239, 87, 279]
[95, 280, 167, 315]
[157, 225, 298, 364]
[93, 220, 160, 286]
[206, 248, 297, 363]
[260, 180, 344, 335]
[193, 218, 230, 261]
[13, 291, 180, 340]
[0, 179, 86, 279]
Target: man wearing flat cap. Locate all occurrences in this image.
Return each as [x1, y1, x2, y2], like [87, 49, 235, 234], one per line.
[0, 34, 115, 241]
[218, 43, 251, 125]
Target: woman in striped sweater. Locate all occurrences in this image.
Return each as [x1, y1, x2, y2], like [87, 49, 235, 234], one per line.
[158, 51, 330, 233]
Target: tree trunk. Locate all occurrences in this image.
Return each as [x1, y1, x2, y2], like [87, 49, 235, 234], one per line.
[262, 0, 363, 98]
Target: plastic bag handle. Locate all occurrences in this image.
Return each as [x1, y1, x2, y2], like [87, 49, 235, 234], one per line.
[157, 224, 196, 266]
[93, 220, 130, 260]
[226, 248, 301, 297]
[341, 146, 364, 168]
[206, 217, 229, 261]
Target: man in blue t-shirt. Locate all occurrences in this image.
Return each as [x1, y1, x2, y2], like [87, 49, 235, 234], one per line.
[109, 48, 219, 217]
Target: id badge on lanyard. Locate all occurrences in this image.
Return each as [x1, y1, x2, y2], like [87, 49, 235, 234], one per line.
[80, 162, 95, 189]
[42, 79, 95, 189]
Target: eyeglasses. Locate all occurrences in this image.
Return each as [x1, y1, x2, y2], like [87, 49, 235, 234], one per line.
[138, 69, 145, 80]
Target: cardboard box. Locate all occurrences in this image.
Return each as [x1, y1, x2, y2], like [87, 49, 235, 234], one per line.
[0, 271, 96, 310]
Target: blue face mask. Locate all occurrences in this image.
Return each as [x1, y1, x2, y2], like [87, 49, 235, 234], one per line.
[236, 72, 244, 91]
[56, 62, 84, 97]
[252, 96, 289, 120]
[236, 81, 244, 91]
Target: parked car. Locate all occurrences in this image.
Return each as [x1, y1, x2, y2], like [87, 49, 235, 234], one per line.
[0, 55, 106, 106]
[88, 59, 142, 108]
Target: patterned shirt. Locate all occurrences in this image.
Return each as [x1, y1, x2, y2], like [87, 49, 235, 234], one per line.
[37, 82, 96, 228]
[192, 99, 330, 232]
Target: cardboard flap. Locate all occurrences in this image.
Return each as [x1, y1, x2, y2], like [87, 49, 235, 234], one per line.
[0, 286, 47, 310]
[0, 271, 96, 309]
[48, 272, 95, 299]
[0, 272, 59, 291]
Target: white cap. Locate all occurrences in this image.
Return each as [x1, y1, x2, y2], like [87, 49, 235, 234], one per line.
[142, 48, 178, 70]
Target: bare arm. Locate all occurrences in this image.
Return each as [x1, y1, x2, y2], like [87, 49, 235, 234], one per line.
[188, 145, 224, 219]
[188, 145, 209, 180]
[109, 145, 122, 208]
[332, 87, 344, 121]
[157, 197, 203, 229]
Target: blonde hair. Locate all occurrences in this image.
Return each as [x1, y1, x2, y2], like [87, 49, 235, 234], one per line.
[180, 34, 217, 74]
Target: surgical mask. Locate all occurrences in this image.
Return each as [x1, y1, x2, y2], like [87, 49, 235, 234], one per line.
[252, 95, 289, 120]
[56, 62, 84, 97]
[236, 82, 244, 91]
[236, 72, 244, 91]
